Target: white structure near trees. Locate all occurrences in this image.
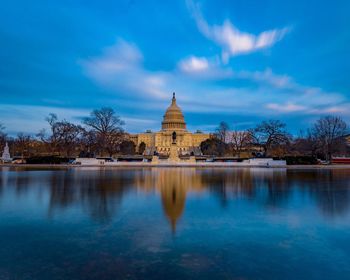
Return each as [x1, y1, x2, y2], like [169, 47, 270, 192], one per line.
[1, 142, 12, 163]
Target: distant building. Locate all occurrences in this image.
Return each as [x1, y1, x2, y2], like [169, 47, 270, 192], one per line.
[346, 134, 350, 146]
[130, 93, 210, 155]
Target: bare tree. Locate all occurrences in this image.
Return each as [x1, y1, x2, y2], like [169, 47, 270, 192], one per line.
[105, 131, 126, 157]
[291, 129, 319, 157]
[215, 121, 230, 142]
[14, 133, 32, 158]
[37, 113, 59, 154]
[54, 120, 84, 157]
[83, 108, 124, 135]
[252, 120, 290, 156]
[312, 116, 348, 161]
[39, 114, 84, 157]
[80, 129, 98, 157]
[230, 130, 252, 158]
[83, 108, 125, 156]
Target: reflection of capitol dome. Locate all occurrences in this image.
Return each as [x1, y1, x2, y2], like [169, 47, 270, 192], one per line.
[134, 168, 207, 232]
[161, 92, 187, 131]
[157, 169, 188, 233]
[161, 184, 186, 233]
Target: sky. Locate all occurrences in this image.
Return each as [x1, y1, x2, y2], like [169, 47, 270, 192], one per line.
[0, 0, 349, 136]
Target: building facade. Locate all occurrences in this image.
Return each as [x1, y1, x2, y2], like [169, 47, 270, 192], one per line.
[130, 93, 210, 155]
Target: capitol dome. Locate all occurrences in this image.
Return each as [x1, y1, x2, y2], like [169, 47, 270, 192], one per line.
[161, 92, 187, 131]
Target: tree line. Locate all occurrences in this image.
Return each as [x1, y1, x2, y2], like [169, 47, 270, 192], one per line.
[1, 107, 136, 158]
[200, 116, 349, 162]
[1, 110, 349, 162]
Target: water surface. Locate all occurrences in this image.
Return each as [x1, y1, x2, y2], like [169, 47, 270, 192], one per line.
[1, 167, 350, 279]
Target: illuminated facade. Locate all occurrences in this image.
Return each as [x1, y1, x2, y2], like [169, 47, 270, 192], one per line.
[130, 93, 210, 155]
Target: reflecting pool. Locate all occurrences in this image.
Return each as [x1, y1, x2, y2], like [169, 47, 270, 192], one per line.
[1, 167, 350, 279]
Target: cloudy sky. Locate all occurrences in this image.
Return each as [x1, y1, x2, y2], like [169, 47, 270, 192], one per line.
[1, 0, 349, 135]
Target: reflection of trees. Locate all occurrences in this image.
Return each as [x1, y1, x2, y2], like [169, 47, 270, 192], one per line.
[259, 169, 290, 208]
[0, 166, 10, 195]
[202, 170, 230, 207]
[134, 168, 290, 230]
[289, 169, 350, 217]
[0, 167, 135, 222]
[0, 167, 31, 195]
[200, 168, 289, 208]
[48, 168, 134, 221]
[134, 167, 350, 225]
[1, 166, 350, 227]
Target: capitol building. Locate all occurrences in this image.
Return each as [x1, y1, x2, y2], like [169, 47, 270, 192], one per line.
[130, 93, 210, 155]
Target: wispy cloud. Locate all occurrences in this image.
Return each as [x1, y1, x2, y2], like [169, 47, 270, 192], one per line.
[177, 55, 233, 79]
[1, 0, 349, 136]
[187, 0, 290, 62]
[178, 56, 209, 72]
[80, 39, 170, 100]
[310, 104, 350, 115]
[79, 39, 349, 132]
[237, 68, 294, 89]
[266, 102, 306, 112]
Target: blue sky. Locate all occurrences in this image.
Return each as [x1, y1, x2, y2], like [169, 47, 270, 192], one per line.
[0, 0, 349, 135]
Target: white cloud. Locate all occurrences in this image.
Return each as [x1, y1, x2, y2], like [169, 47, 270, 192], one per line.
[177, 55, 233, 79]
[266, 102, 306, 112]
[2, 32, 347, 136]
[187, 0, 290, 62]
[80, 39, 170, 100]
[324, 107, 347, 113]
[265, 101, 350, 116]
[84, 39, 143, 75]
[237, 68, 294, 89]
[178, 56, 209, 72]
[79, 39, 349, 132]
[310, 104, 350, 115]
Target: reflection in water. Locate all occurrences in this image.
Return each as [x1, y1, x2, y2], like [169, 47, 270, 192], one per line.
[47, 169, 134, 221]
[1, 167, 350, 229]
[291, 169, 350, 217]
[1, 167, 350, 280]
[135, 168, 207, 232]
